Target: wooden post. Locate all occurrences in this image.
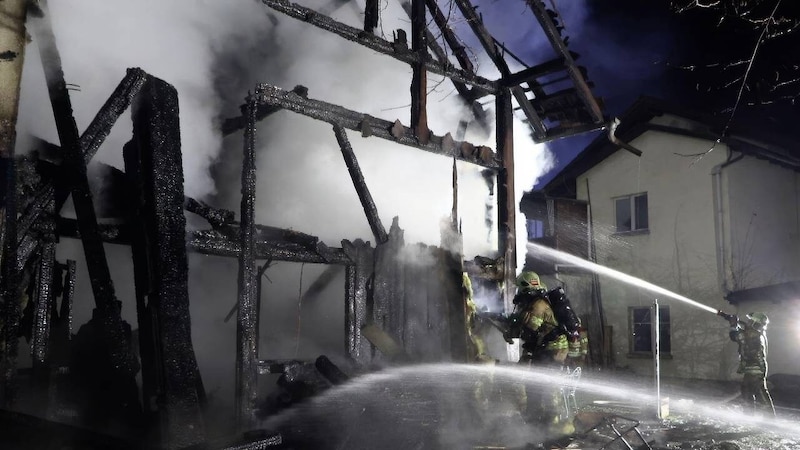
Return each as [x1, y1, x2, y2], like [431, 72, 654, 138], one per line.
[496, 88, 516, 308]
[235, 93, 259, 431]
[364, 0, 379, 32]
[410, 0, 430, 144]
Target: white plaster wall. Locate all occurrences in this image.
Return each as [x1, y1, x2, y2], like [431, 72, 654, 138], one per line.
[723, 157, 800, 289]
[575, 125, 738, 379]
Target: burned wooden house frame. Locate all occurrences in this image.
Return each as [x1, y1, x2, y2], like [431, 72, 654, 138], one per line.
[0, 0, 605, 447]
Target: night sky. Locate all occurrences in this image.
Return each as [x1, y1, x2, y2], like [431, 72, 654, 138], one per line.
[489, 0, 800, 189]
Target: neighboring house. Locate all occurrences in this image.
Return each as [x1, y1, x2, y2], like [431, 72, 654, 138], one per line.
[523, 96, 800, 380]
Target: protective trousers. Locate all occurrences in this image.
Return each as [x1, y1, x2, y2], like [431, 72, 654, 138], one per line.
[741, 373, 775, 416]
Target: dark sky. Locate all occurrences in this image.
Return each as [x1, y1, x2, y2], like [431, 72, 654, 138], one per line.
[509, 0, 800, 188]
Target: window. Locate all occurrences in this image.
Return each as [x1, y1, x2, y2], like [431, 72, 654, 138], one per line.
[629, 306, 670, 356]
[526, 219, 544, 240]
[615, 193, 648, 232]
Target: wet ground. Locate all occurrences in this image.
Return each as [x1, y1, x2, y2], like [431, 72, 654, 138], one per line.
[258, 364, 800, 450]
[560, 373, 800, 450]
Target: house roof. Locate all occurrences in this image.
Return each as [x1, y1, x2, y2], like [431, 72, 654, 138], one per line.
[726, 281, 800, 305]
[540, 96, 800, 199]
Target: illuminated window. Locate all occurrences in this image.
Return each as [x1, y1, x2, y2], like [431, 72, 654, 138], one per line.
[615, 193, 648, 232]
[629, 306, 670, 355]
[526, 219, 544, 239]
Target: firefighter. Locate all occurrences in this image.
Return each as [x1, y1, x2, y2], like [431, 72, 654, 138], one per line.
[464, 273, 493, 364]
[503, 272, 569, 365]
[728, 311, 775, 416]
[503, 271, 573, 435]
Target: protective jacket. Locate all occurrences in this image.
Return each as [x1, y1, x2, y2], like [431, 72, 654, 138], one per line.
[505, 291, 568, 364]
[729, 323, 768, 375]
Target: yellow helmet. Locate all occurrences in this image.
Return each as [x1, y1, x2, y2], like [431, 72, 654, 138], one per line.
[516, 271, 546, 294]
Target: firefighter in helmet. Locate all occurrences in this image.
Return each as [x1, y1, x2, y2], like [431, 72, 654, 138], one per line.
[728, 311, 775, 416]
[503, 271, 569, 365]
[503, 271, 573, 435]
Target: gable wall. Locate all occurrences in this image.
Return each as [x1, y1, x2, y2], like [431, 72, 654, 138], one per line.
[574, 126, 739, 379]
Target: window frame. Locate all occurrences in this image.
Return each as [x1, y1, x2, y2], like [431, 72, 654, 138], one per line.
[627, 305, 671, 358]
[526, 218, 545, 240]
[614, 192, 649, 233]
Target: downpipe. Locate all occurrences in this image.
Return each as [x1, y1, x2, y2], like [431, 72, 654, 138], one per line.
[711, 150, 744, 295]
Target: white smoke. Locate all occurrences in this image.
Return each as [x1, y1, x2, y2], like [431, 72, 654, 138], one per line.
[17, 0, 277, 199]
[236, 1, 499, 257]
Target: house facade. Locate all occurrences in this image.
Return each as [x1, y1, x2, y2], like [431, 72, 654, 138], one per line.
[528, 97, 800, 380]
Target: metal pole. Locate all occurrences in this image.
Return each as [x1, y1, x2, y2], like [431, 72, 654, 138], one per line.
[653, 298, 661, 419]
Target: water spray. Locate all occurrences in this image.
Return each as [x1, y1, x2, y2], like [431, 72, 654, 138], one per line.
[526, 242, 719, 315]
[262, 363, 800, 446]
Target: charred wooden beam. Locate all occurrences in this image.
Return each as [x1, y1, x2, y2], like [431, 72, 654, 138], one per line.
[424, 0, 474, 74]
[28, 239, 56, 413]
[29, 1, 140, 378]
[364, 0, 379, 32]
[530, 87, 582, 112]
[59, 260, 76, 343]
[495, 89, 516, 309]
[14, 67, 147, 235]
[56, 218, 131, 245]
[451, 158, 458, 227]
[187, 230, 352, 265]
[0, 0, 29, 407]
[229, 223, 319, 249]
[122, 137, 159, 431]
[526, 0, 604, 124]
[16, 185, 55, 250]
[410, 0, 429, 144]
[343, 239, 373, 365]
[452, 0, 547, 140]
[400, 2, 489, 134]
[261, 0, 498, 94]
[332, 124, 388, 244]
[501, 57, 569, 88]
[399, 4, 458, 83]
[30, 240, 56, 368]
[220, 85, 308, 136]
[184, 196, 234, 229]
[235, 93, 259, 431]
[254, 84, 499, 169]
[542, 121, 608, 142]
[301, 265, 344, 304]
[15, 233, 39, 273]
[224, 262, 270, 324]
[80, 68, 148, 163]
[314, 355, 349, 385]
[492, 39, 546, 100]
[126, 76, 206, 447]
